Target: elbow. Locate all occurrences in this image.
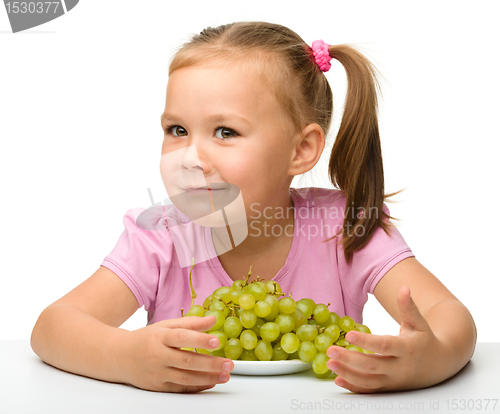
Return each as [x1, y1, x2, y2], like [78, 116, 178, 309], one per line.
[30, 312, 44, 358]
[30, 306, 51, 360]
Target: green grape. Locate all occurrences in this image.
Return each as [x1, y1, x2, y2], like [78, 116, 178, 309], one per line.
[246, 283, 266, 301]
[362, 348, 374, 354]
[254, 340, 273, 361]
[298, 341, 317, 363]
[330, 312, 341, 326]
[314, 333, 334, 352]
[354, 323, 371, 334]
[316, 318, 333, 329]
[209, 331, 228, 351]
[254, 300, 272, 318]
[313, 369, 332, 379]
[335, 338, 350, 347]
[275, 314, 295, 334]
[281, 332, 300, 354]
[209, 299, 225, 312]
[250, 317, 265, 336]
[263, 280, 282, 295]
[213, 286, 232, 302]
[240, 348, 258, 361]
[185, 305, 204, 317]
[195, 348, 210, 355]
[296, 299, 313, 318]
[224, 338, 243, 360]
[308, 318, 319, 327]
[339, 316, 355, 332]
[263, 295, 280, 321]
[291, 308, 306, 332]
[313, 304, 330, 323]
[278, 297, 296, 314]
[240, 329, 258, 350]
[302, 298, 316, 311]
[288, 350, 300, 360]
[271, 343, 289, 361]
[312, 352, 330, 375]
[229, 289, 244, 304]
[202, 294, 213, 308]
[208, 300, 230, 318]
[223, 316, 243, 339]
[345, 344, 363, 352]
[210, 348, 226, 358]
[239, 309, 257, 329]
[260, 322, 280, 342]
[296, 324, 318, 342]
[231, 280, 244, 290]
[324, 324, 341, 342]
[239, 293, 256, 310]
[205, 309, 225, 331]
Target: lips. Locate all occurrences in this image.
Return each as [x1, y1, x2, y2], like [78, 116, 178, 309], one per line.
[181, 184, 228, 191]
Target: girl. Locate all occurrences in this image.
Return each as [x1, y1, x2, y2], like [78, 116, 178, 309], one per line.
[30, 21, 476, 394]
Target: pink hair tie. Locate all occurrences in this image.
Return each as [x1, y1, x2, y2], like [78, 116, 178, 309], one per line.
[311, 39, 332, 72]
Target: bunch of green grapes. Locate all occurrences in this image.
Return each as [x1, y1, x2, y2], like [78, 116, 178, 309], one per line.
[182, 265, 373, 379]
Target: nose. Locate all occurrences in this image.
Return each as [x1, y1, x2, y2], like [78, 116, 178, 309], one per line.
[181, 144, 204, 172]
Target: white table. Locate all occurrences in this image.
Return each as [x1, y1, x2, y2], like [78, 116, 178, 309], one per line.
[1, 341, 499, 414]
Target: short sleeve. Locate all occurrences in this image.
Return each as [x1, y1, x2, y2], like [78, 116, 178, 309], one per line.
[337, 204, 415, 308]
[100, 207, 174, 312]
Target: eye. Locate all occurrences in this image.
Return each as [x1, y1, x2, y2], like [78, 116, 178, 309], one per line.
[165, 125, 187, 137]
[215, 127, 238, 140]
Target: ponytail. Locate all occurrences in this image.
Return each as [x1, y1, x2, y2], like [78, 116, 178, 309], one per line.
[326, 44, 402, 264]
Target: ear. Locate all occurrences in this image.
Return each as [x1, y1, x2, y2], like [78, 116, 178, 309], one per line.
[287, 123, 325, 176]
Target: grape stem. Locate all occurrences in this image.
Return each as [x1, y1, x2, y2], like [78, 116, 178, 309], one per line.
[243, 265, 253, 287]
[188, 257, 197, 309]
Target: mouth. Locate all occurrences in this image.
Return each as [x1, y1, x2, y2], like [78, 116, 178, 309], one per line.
[181, 184, 228, 192]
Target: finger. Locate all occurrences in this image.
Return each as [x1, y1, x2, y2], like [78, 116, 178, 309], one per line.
[156, 315, 217, 331]
[397, 286, 429, 332]
[333, 376, 382, 394]
[325, 345, 393, 373]
[340, 331, 405, 357]
[161, 327, 224, 351]
[165, 366, 231, 386]
[326, 358, 386, 393]
[166, 348, 234, 374]
[159, 383, 216, 393]
[180, 384, 216, 393]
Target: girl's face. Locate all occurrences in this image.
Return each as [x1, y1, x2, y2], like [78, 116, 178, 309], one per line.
[160, 61, 298, 220]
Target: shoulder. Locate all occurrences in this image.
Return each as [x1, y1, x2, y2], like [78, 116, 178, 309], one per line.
[115, 205, 181, 253]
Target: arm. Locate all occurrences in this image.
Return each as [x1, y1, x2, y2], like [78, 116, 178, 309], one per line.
[31, 266, 233, 393]
[326, 257, 477, 392]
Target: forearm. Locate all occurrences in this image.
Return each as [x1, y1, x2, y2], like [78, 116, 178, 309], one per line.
[31, 303, 131, 384]
[424, 299, 477, 382]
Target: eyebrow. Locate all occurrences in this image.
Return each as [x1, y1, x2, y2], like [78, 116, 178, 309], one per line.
[160, 113, 252, 127]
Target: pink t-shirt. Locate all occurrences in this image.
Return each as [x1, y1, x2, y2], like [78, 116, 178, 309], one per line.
[100, 187, 414, 325]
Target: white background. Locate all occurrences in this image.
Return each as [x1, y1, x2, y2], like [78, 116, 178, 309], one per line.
[1, 1, 499, 341]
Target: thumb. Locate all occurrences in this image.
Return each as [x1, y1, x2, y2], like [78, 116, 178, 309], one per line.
[397, 286, 429, 332]
[155, 315, 217, 331]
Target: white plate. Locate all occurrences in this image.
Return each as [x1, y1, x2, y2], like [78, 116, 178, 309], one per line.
[231, 360, 312, 376]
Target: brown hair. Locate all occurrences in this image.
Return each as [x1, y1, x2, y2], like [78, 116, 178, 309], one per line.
[168, 21, 403, 264]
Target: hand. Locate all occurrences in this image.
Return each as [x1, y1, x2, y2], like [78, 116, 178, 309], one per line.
[326, 286, 446, 393]
[121, 315, 234, 393]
